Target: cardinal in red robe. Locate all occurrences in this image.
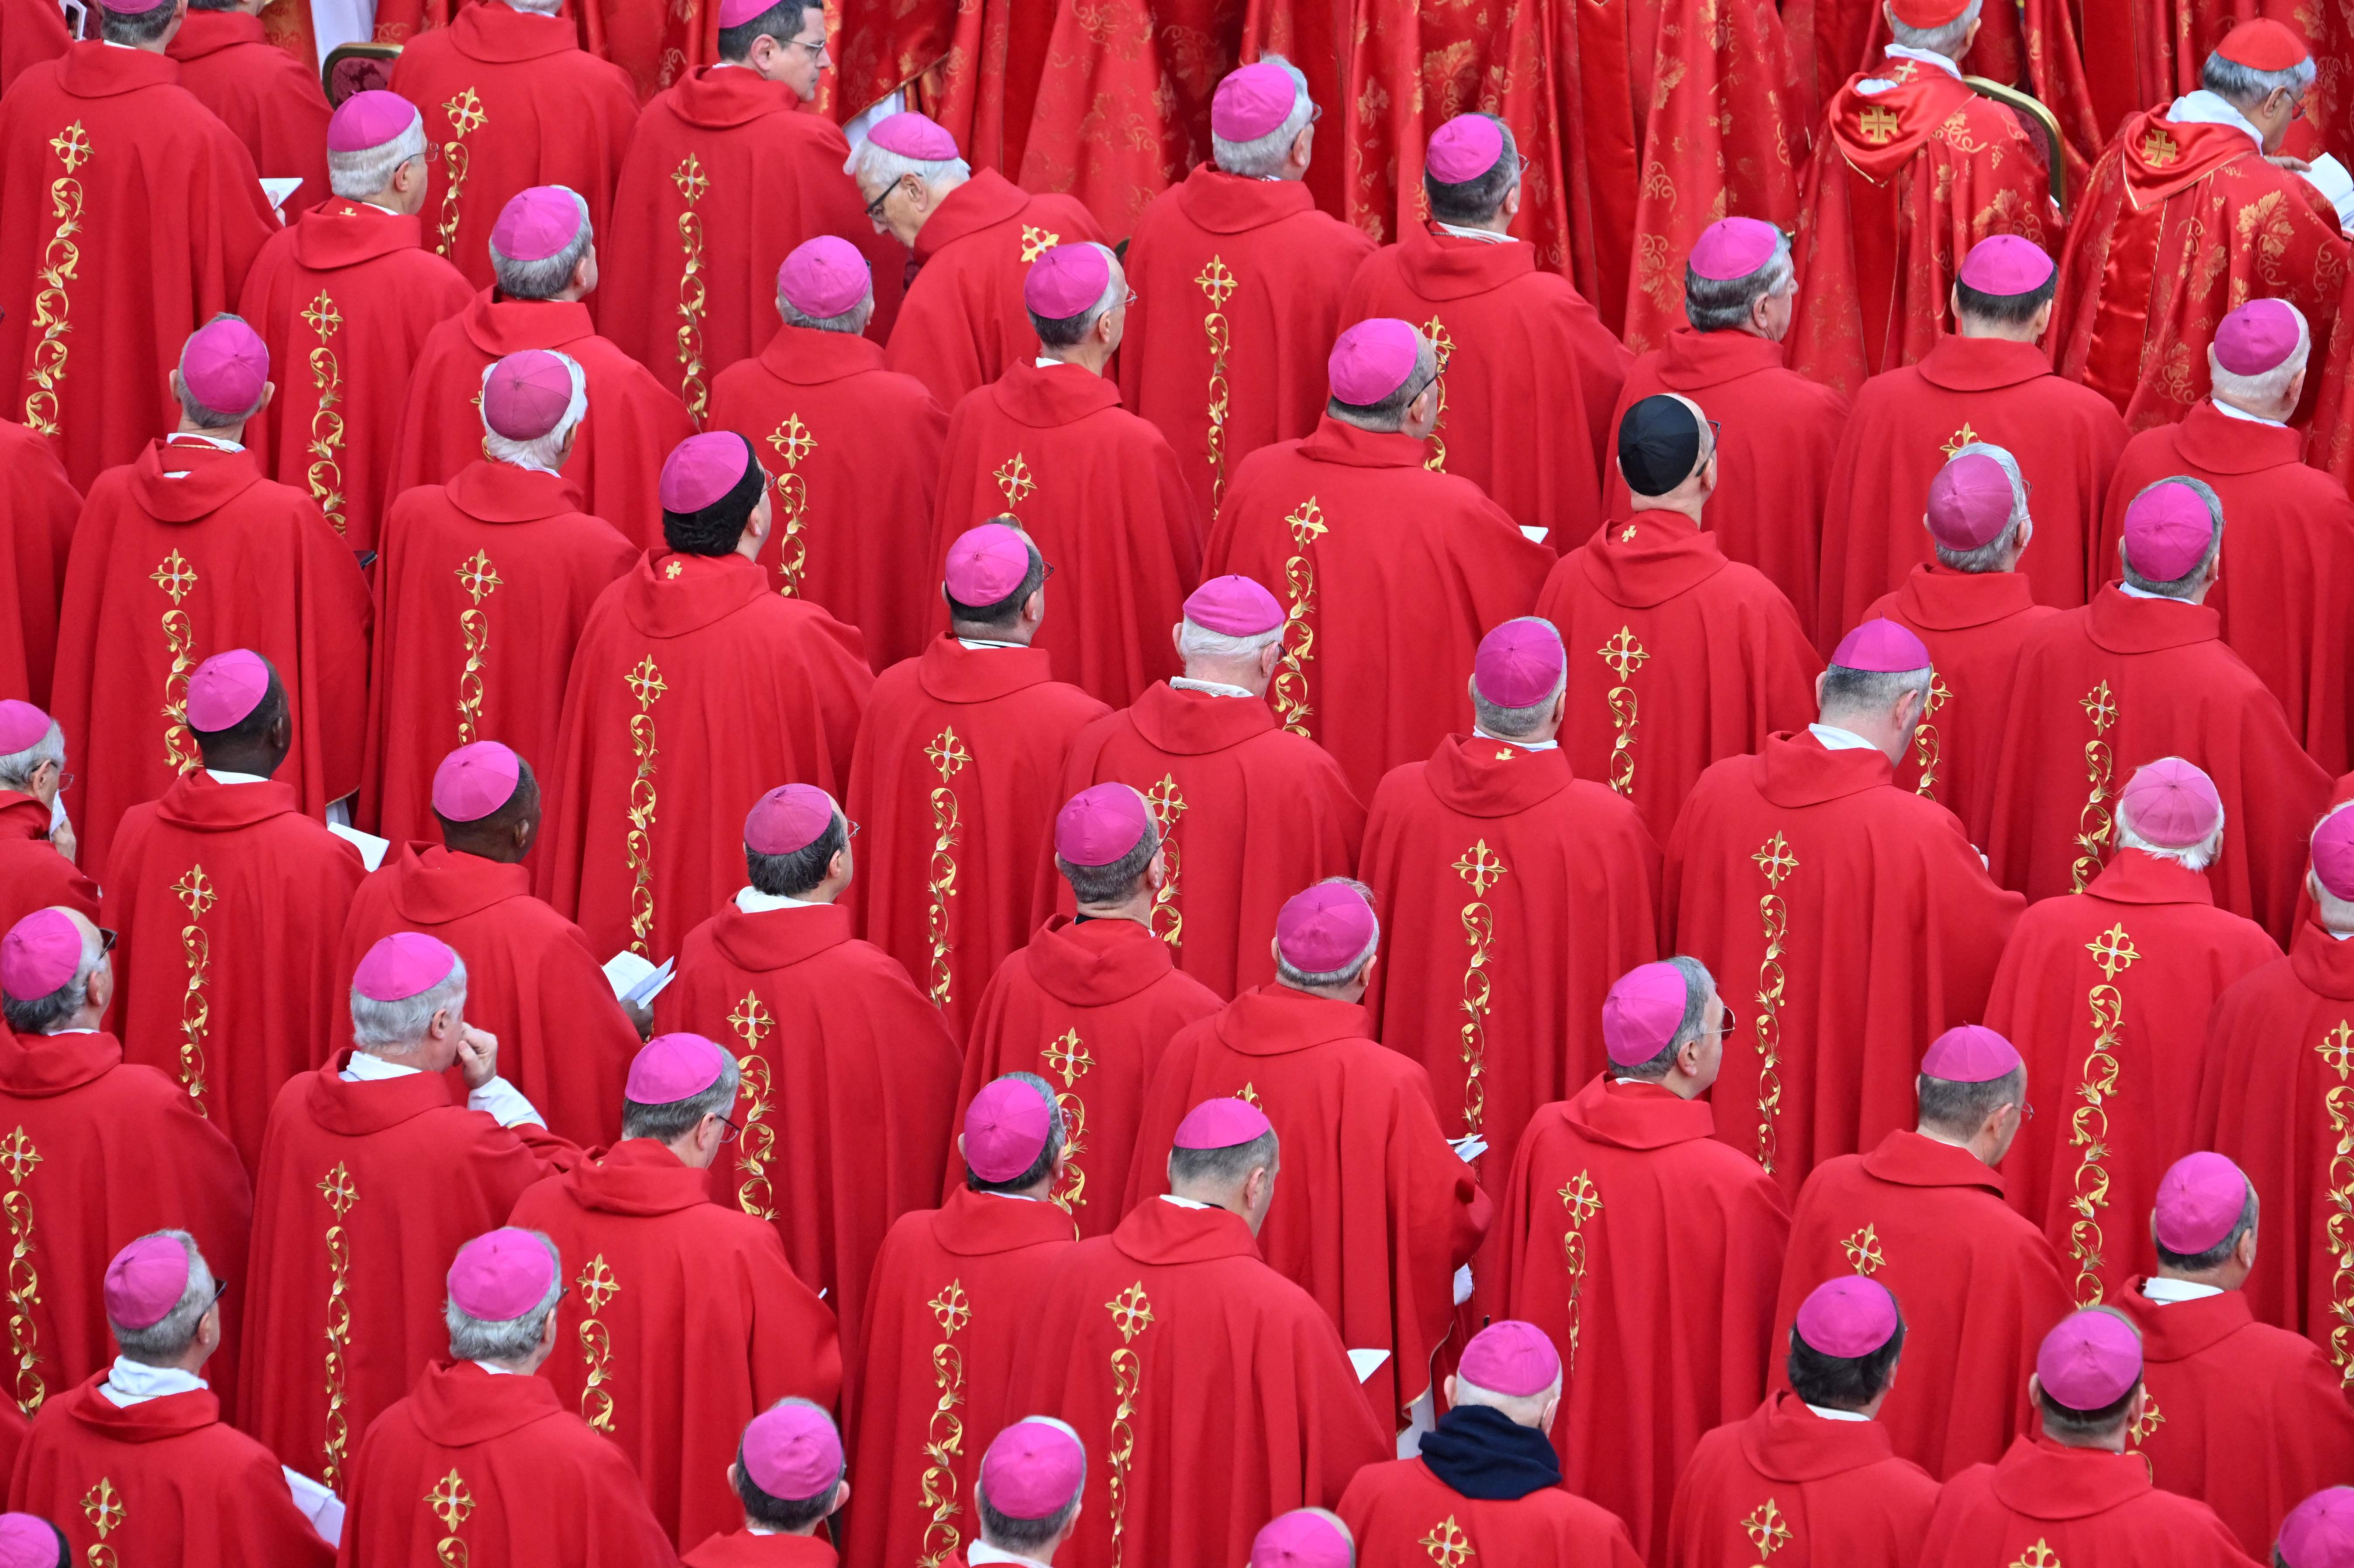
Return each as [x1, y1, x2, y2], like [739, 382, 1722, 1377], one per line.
[539, 434, 871, 962]
[1206, 319, 1552, 802]
[166, 0, 330, 208]
[0, 31, 276, 492]
[1817, 237, 2127, 641]
[652, 784, 959, 1369]
[0, 422, 78, 707]
[101, 653, 367, 1175]
[239, 932, 578, 1493]
[947, 787, 1221, 1229]
[843, 1078, 1078, 1568]
[1053, 576, 1364, 1001]
[235, 93, 475, 554]
[0, 907, 251, 1427]
[1007, 1098, 1391, 1568]
[706, 239, 947, 672]
[336, 1228, 678, 1564]
[1985, 481, 2330, 941]
[0, 0, 70, 96]
[679, 1399, 853, 1565]
[1538, 394, 1823, 847]
[1125, 881, 1490, 1430]
[1118, 62, 1376, 519]
[50, 315, 372, 885]
[0, 703, 98, 933]
[1663, 619, 2024, 1190]
[1770, 1026, 2072, 1477]
[1493, 960, 1791, 1561]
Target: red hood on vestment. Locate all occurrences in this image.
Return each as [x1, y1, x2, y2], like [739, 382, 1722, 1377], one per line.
[457, 292, 598, 358]
[1020, 916, 1177, 1008]
[289, 197, 430, 271]
[442, 460, 588, 524]
[381, 843, 531, 924]
[149, 770, 303, 834]
[753, 325, 886, 388]
[912, 168, 1030, 264]
[1211, 985, 1371, 1056]
[0, 793, 50, 842]
[1172, 164, 1322, 235]
[707, 902, 853, 973]
[2110, 1276, 2259, 1362]
[56, 39, 176, 97]
[1108, 1190, 1263, 1266]
[1126, 681, 1276, 754]
[561, 1136, 712, 1217]
[2117, 110, 2258, 210]
[665, 64, 797, 130]
[985, 361, 1123, 429]
[927, 1183, 1079, 1257]
[1739, 1389, 1903, 1481]
[1986, 1434, 2153, 1519]
[442, 0, 575, 64]
[1558, 1073, 1716, 1150]
[62, 1372, 223, 1442]
[302, 1048, 458, 1135]
[1649, 328, 1791, 392]
[1419, 733, 1576, 818]
[1858, 1127, 2006, 1196]
[1890, 564, 2038, 632]
[1824, 67, 1976, 178]
[0, 1029, 122, 1096]
[913, 637, 1056, 703]
[622, 550, 772, 638]
[165, 8, 265, 58]
[2080, 583, 2222, 655]
[1573, 511, 1728, 607]
[128, 441, 265, 525]
[403, 1358, 567, 1446]
[1382, 226, 1540, 302]
[2291, 917, 2354, 1000]
[1753, 731, 1895, 808]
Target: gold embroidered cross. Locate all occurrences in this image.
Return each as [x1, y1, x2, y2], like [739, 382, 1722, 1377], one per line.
[442, 88, 486, 138]
[664, 560, 684, 578]
[150, 551, 199, 605]
[625, 657, 668, 708]
[1621, 523, 1638, 542]
[1889, 59, 1919, 81]
[1841, 1222, 1887, 1274]
[0, 1129, 41, 1186]
[768, 413, 815, 468]
[993, 454, 1036, 510]
[2141, 129, 2178, 166]
[2080, 680, 2117, 732]
[929, 1279, 971, 1336]
[1043, 1028, 1094, 1088]
[1105, 1281, 1154, 1341]
[728, 993, 773, 1047]
[316, 1162, 358, 1218]
[1285, 497, 1328, 549]
[1752, 832, 1800, 888]
[1559, 1171, 1603, 1224]
[2009, 1541, 2064, 1568]
[170, 867, 217, 920]
[301, 291, 344, 341]
[671, 152, 709, 203]
[1940, 420, 1980, 458]
[577, 1256, 619, 1312]
[1859, 106, 1901, 143]
[1454, 840, 1508, 897]
[454, 549, 502, 605]
[426, 1468, 475, 1531]
[1741, 1498, 1792, 1558]
[80, 1477, 122, 1538]
[1195, 257, 1237, 309]
[48, 122, 91, 173]
[926, 726, 971, 784]
[1019, 225, 1060, 263]
[2320, 1021, 2354, 1080]
[1598, 626, 1650, 681]
[1419, 1516, 1475, 1568]
[1144, 776, 1187, 825]
[2086, 922, 2140, 980]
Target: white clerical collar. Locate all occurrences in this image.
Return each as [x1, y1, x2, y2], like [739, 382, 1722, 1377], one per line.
[1804, 1403, 1872, 1423]
[1034, 357, 1091, 372]
[343, 1049, 545, 1129]
[736, 886, 820, 913]
[205, 769, 269, 786]
[970, 1544, 1056, 1568]
[1170, 675, 1257, 699]
[471, 1360, 528, 1376]
[502, 455, 564, 476]
[2140, 1276, 2226, 1303]
[977, 1189, 1044, 1202]
[1857, 43, 1962, 93]
[956, 638, 1025, 650]
[2167, 89, 2265, 149]
[100, 1358, 206, 1407]
[1808, 723, 1881, 751]
[1473, 726, 1559, 753]
[361, 200, 403, 216]
[2117, 581, 2196, 603]
[2209, 396, 2286, 427]
[166, 432, 244, 453]
[1160, 1194, 1217, 1210]
[1433, 220, 1515, 245]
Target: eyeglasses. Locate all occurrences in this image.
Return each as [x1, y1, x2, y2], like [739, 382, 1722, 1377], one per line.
[864, 175, 909, 222]
[98, 928, 117, 956]
[206, 1276, 230, 1311]
[784, 34, 829, 61]
[1714, 1000, 1739, 1037]
[713, 1112, 743, 1145]
[845, 818, 862, 838]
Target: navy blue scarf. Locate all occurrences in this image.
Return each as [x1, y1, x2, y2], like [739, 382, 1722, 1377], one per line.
[1416, 1403, 1562, 1501]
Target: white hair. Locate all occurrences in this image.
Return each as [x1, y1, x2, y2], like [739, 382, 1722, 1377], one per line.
[444, 1232, 562, 1363]
[1684, 232, 1796, 332]
[1933, 441, 2031, 572]
[2317, 805, 2354, 932]
[1177, 618, 1281, 665]
[176, 313, 267, 427]
[2120, 477, 2224, 596]
[1452, 1370, 1562, 1423]
[843, 138, 971, 200]
[2205, 50, 2316, 107]
[489, 187, 593, 300]
[109, 1231, 217, 1363]
[0, 917, 102, 1036]
[499, 0, 564, 14]
[2117, 814, 2222, 873]
[479, 351, 588, 471]
[0, 719, 63, 792]
[781, 293, 876, 336]
[1032, 243, 1124, 347]
[1889, 0, 1982, 55]
[1211, 55, 1314, 179]
[2208, 303, 2311, 411]
[350, 954, 469, 1051]
[1273, 878, 1380, 989]
[327, 115, 427, 200]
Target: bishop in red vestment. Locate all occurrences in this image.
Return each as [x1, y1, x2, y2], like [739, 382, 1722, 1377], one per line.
[539, 434, 871, 961]
[0, 31, 276, 491]
[1538, 395, 1822, 846]
[1206, 319, 1552, 801]
[101, 654, 367, 1175]
[0, 908, 251, 1426]
[50, 316, 372, 886]
[1769, 1026, 2071, 1477]
[235, 93, 476, 554]
[652, 784, 959, 1368]
[681, 1400, 851, 1567]
[1493, 960, 1790, 1561]
[508, 1033, 841, 1550]
[1985, 481, 2330, 940]
[165, 0, 329, 207]
[362, 352, 637, 845]
[0, 703, 99, 933]
[705, 239, 946, 672]
[0, 422, 78, 707]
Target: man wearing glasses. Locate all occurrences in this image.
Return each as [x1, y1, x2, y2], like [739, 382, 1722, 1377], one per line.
[0, 698, 98, 933]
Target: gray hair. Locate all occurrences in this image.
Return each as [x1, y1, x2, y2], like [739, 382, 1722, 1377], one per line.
[0, 918, 101, 1036]
[977, 1418, 1088, 1551]
[98, 0, 177, 45]
[109, 1231, 217, 1363]
[1889, 0, 1982, 56]
[621, 1050, 743, 1143]
[0, 718, 64, 793]
[2117, 792, 2225, 873]
[2204, 49, 2316, 109]
[2318, 805, 2354, 933]
[1177, 618, 1282, 665]
[1684, 231, 1796, 333]
[1820, 664, 1934, 721]
[1211, 55, 1315, 179]
[328, 114, 428, 201]
[2209, 303, 2310, 410]
[1057, 793, 1162, 905]
[1615, 955, 1717, 1080]
[1031, 244, 1125, 350]
[1425, 115, 1521, 225]
[1918, 1063, 2026, 1135]
[489, 187, 593, 300]
[176, 314, 267, 428]
[1326, 336, 1440, 433]
[1167, 1125, 1278, 1189]
[1933, 441, 2031, 572]
[1473, 622, 1568, 737]
[781, 293, 876, 337]
[2120, 477, 2223, 596]
[843, 137, 972, 202]
[968, 1073, 1069, 1193]
[445, 1231, 562, 1363]
[479, 351, 588, 472]
[1452, 1369, 1560, 1421]
[350, 952, 470, 1051]
[1273, 878, 1380, 989]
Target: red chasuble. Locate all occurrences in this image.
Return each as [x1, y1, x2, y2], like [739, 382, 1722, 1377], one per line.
[1537, 512, 1822, 847]
[338, 1360, 678, 1565]
[1788, 62, 2056, 401]
[385, 4, 639, 298]
[1358, 735, 1659, 1317]
[239, 1053, 576, 1492]
[166, 9, 330, 207]
[687, 1530, 835, 1566]
[1984, 586, 2329, 941]
[930, 364, 1198, 708]
[507, 1138, 842, 1549]
[1663, 732, 2024, 1190]
[1338, 228, 1631, 544]
[1770, 1129, 2072, 1478]
[539, 550, 871, 962]
[1205, 417, 1552, 802]
[0, 45, 276, 493]
[102, 771, 367, 1175]
[1123, 985, 1491, 1427]
[843, 1187, 1076, 1568]
[2094, 401, 2354, 773]
[14, 1374, 333, 1567]
[882, 170, 1108, 412]
[706, 327, 947, 673]
[0, 0, 69, 97]
[1338, 1453, 1642, 1568]
[1005, 1198, 1391, 1568]
[1118, 166, 1377, 518]
[1817, 336, 2129, 642]
[389, 293, 696, 552]
[654, 900, 959, 1369]
[50, 438, 373, 881]
[337, 844, 643, 1149]
[1667, 1392, 1941, 1568]
[2112, 1280, 2354, 1559]
[235, 198, 476, 554]
[0, 794, 98, 933]
[1860, 565, 2061, 848]
[845, 638, 1107, 1034]
[1493, 1077, 1790, 1562]
[361, 462, 637, 844]
[1918, 1434, 2260, 1568]
[0, 1030, 250, 1427]
[1054, 682, 1365, 1000]
[1602, 330, 1852, 637]
[0, 420, 77, 706]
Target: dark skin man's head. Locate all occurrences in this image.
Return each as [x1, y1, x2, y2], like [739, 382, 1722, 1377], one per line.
[436, 759, 542, 863]
[191, 674, 292, 778]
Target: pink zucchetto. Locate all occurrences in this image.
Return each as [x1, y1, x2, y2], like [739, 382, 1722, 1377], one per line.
[864, 111, 959, 162]
[1957, 234, 2055, 296]
[1024, 242, 1112, 320]
[482, 350, 574, 440]
[1602, 961, 1688, 1067]
[626, 1033, 728, 1105]
[778, 236, 870, 320]
[327, 89, 419, 152]
[447, 1228, 555, 1322]
[1275, 881, 1376, 974]
[2154, 1151, 2248, 1255]
[2314, 808, 2354, 901]
[965, 1076, 1054, 1181]
[1688, 217, 1780, 281]
[1459, 1320, 1561, 1396]
[1920, 1024, 2023, 1083]
[745, 784, 834, 856]
[979, 1418, 1086, 1519]
[1173, 1095, 1273, 1151]
[2215, 297, 2302, 375]
[185, 649, 270, 732]
[353, 931, 458, 1002]
[2280, 1488, 2354, 1568]
[490, 186, 585, 262]
[1425, 113, 1504, 183]
[1251, 1510, 1353, 1568]
[1473, 618, 1565, 708]
[2035, 1309, 2142, 1411]
[2122, 481, 2214, 582]
[715, 0, 774, 26]
[1926, 453, 2014, 550]
[2119, 757, 2221, 848]
[0, 700, 50, 756]
[180, 316, 268, 416]
[102, 1235, 190, 1330]
[742, 1401, 843, 1501]
[431, 742, 522, 823]
[1794, 1276, 1900, 1358]
[1328, 318, 1421, 405]
[0, 910, 81, 1003]
[1184, 574, 1284, 636]
[1212, 61, 1298, 142]
[660, 432, 752, 514]
[1829, 618, 1931, 674]
[1054, 784, 1150, 868]
[0, 1515, 58, 1568]
[945, 521, 1033, 605]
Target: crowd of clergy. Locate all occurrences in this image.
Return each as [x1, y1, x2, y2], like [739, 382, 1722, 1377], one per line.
[11, 0, 2354, 1561]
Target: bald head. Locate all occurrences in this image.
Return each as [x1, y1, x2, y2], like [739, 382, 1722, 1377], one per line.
[1619, 393, 1717, 517]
